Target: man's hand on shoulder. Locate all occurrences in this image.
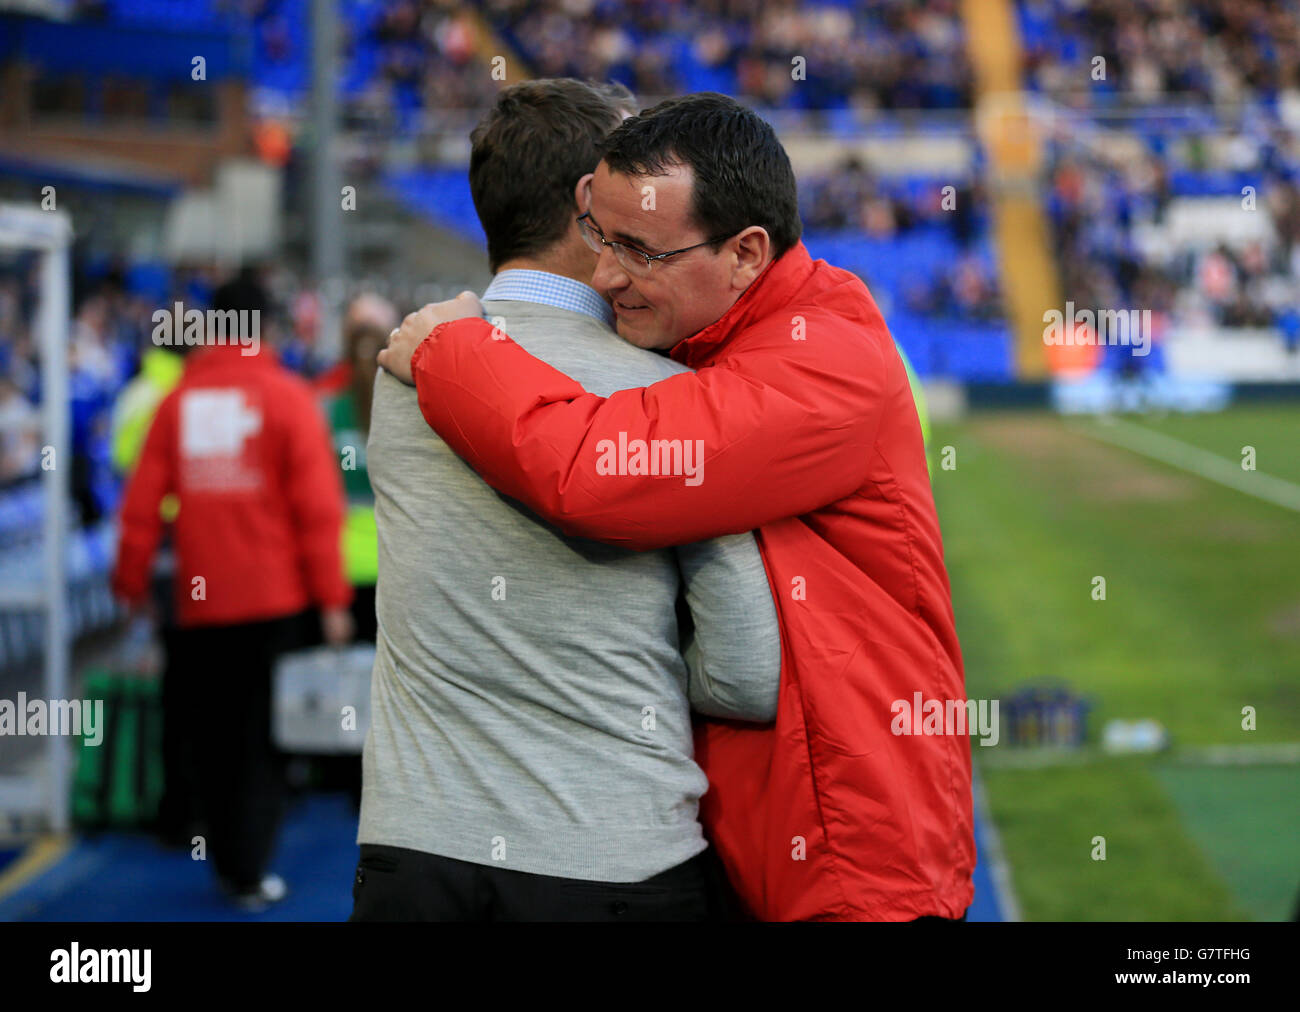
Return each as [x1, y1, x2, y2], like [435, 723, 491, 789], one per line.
[377, 291, 484, 386]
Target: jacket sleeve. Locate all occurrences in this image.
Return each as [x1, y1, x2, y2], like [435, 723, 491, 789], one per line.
[676, 532, 781, 721]
[411, 315, 891, 550]
[110, 394, 177, 603]
[282, 384, 352, 609]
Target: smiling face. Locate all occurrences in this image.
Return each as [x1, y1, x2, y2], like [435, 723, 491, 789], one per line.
[586, 160, 758, 351]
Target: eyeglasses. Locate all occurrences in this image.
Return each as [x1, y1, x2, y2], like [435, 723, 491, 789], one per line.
[576, 211, 733, 278]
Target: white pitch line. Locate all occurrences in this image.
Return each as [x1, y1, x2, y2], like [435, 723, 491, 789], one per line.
[979, 743, 1300, 769]
[1077, 417, 1300, 514]
[1168, 743, 1300, 766]
[971, 767, 1023, 922]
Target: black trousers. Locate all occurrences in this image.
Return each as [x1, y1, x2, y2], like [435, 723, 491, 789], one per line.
[349, 844, 734, 922]
[152, 568, 204, 840]
[170, 609, 315, 890]
[349, 584, 377, 644]
[156, 623, 204, 836]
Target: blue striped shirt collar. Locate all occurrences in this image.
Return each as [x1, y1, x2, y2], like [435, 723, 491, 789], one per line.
[481, 269, 614, 328]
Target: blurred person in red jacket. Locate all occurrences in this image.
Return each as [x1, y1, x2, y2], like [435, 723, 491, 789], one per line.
[112, 267, 353, 911]
[381, 94, 974, 921]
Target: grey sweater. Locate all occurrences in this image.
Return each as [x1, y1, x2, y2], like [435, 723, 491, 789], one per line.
[358, 298, 781, 882]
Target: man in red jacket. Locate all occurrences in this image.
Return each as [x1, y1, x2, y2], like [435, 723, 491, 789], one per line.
[113, 269, 353, 910]
[380, 93, 975, 921]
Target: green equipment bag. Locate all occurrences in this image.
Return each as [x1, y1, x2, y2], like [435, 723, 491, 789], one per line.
[71, 670, 165, 829]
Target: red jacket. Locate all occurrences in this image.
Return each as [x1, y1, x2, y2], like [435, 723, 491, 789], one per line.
[410, 243, 975, 920]
[112, 344, 351, 627]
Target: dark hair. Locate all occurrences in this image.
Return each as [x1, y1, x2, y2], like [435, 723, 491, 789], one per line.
[469, 79, 630, 271]
[210, 265, 268, 315]
[593, 79, 638, 118]
[600, 92, 802, 259]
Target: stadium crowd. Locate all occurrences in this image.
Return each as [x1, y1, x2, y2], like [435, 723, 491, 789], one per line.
[1020, 0, 1300, 110]
[1045, 122, 1300, 351]
[488, 0, 972, 110]
[801, 155, 982, 240]
[69, 0, 973, 122]
[1016, 0, 1300, 359]
[798, 156, 1002, 323]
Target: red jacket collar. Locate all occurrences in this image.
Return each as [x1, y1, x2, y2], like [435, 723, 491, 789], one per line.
[670, 241, 817, 367]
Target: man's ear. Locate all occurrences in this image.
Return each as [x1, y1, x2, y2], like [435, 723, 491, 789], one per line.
[574, 172, 595, 214]
[730, 226, 772, 290]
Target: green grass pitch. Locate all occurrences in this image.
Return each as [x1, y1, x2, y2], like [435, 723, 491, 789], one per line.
[931, 403, 1300, 920]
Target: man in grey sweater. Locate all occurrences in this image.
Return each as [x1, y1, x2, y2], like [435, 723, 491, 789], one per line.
[353, 79, 780, 921]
